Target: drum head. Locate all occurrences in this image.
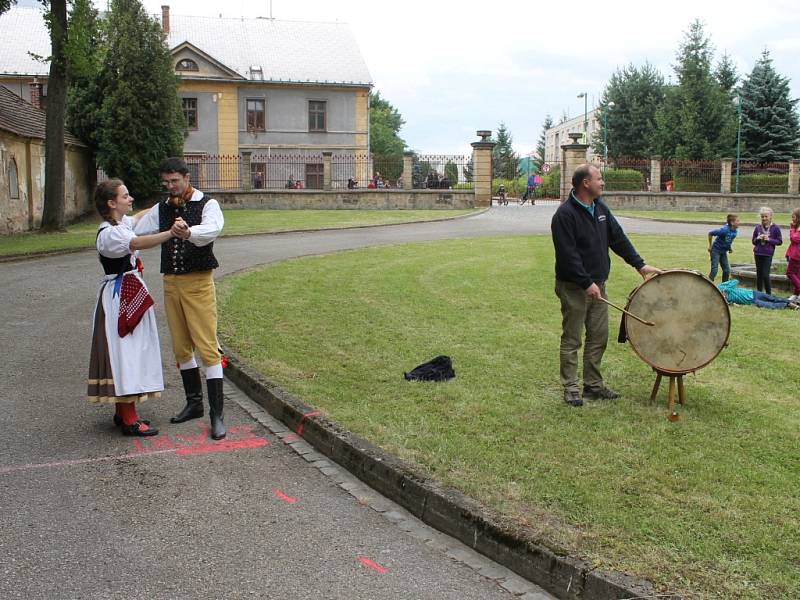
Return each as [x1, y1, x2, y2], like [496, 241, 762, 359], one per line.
[624, 270, 730, 374]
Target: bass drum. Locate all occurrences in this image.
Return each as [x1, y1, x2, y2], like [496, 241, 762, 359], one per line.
[623, 270, 730, 374]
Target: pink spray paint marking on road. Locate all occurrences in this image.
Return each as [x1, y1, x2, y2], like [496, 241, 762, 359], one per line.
[282, 433, 299, 443]
[296, 410, 322, 435]
[133, 423, 270, 456]
[274, 489, 299, 504]
[357, 556, 389, 574]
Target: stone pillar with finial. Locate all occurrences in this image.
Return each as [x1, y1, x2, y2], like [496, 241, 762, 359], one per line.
[560, 132, 589, 201]
[471, 130, 496, 207]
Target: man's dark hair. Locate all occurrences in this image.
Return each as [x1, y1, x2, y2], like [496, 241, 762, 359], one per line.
[571, 164, 595, 189]
[726, 213, 738, 226]
[159, 157, 190, 175]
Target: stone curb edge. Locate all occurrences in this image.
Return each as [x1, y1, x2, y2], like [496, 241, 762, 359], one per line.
[0, 208, 488, 264]
[222, 346, 677, 600]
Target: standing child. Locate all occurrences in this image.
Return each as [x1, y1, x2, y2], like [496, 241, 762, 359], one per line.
[785, 208, 800, 301]
[708, 214, 740, 282]
[751, 206, 782, 295]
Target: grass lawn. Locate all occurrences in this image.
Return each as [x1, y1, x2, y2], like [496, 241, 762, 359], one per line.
[218, 235, 799, 599]
[0, 208, 479, 257]
[615, 209, 794, 227]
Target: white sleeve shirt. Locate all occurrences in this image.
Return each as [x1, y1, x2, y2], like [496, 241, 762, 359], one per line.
[96, 217, 136, 258]
[132, 195, 223, 247]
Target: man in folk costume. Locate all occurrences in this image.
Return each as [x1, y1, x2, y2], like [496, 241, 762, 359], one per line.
[135, 158, 227, 440]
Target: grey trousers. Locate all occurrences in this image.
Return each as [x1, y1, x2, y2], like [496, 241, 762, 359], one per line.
[555, 279, 608, 393]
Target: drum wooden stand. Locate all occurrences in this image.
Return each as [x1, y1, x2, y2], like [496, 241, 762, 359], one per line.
[649, 369, 686, 421]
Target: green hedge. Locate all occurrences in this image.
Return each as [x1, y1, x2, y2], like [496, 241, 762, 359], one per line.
[738, 173, 789, 194]
[604, 168, 645, 191]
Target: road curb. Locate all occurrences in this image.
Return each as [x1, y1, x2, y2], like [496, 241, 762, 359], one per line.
[223, 347, 676, 600]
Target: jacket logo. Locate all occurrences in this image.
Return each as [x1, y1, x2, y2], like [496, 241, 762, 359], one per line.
[598, 215, 607, 222]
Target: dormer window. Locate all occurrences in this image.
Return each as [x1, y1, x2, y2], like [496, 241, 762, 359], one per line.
[176, 58, 199, 72]
[249, 65, 264, 81]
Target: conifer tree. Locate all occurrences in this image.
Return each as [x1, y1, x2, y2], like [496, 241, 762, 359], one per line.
[739, 50, 800, 161]
[592, 63, 664, 159]
[492, 122, 519, 179]
[96, 0, 184, 200]
[653, 20, 735, 159]
[534, 114, 553, 170]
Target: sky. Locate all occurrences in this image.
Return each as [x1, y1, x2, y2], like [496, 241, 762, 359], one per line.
[116, 1, 799, 155]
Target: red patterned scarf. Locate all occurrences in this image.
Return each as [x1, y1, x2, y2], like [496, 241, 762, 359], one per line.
[117, 274, 154, 337]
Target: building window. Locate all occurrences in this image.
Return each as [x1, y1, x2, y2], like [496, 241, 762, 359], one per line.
[8, 158, 19, 199]
[176, 58, 199, 72]
[308, 100, 326, 132]
[182, 97, 198, 130]
[246, 99, 266, 132]
[251, 162, 266, 189]
[305, 163, 323, 189]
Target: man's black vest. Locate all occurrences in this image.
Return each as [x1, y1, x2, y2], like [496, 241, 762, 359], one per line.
[158, 195, 219, 275]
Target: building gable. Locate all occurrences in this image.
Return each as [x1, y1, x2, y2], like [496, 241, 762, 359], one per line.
[172, 42, 244, 81]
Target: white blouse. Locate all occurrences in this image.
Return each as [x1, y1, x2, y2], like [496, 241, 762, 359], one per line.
[97, 216, 137, 261]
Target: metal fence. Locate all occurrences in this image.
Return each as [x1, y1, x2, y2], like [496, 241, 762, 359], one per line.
[604, 158, 651, 192]
[661, 159, 721, 193]
[330, 153, 405, 189]
[412, 154, 473, 190]
[735, 161, 789, 194]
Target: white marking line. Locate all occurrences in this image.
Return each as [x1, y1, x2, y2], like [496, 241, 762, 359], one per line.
[0, 448, 178, 475]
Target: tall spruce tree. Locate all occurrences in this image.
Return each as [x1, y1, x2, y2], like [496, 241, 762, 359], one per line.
[97, 0, 184, 200]
[492, 122, 519, 179]
[592, 63, 664, 159]
[534, 114, 553, 170]
[653, 20, 735, 159]
[715, 52, 739, 98]
[739, 50, 800, 161]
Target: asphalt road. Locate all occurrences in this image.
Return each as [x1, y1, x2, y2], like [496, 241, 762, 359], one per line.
[0, 205, 703, 599]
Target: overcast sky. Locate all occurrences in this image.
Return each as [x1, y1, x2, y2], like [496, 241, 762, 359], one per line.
[129, 1, 800, 155]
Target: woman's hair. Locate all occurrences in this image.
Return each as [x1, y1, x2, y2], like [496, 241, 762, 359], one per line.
[759, 206, 773, 218]
[792, 208, 800, 230]
[94, 179, 124, 224]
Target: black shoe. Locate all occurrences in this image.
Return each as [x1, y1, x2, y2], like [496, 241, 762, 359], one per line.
[564, 390, 583, 407]
[583, 386, 620, 401]
[171, 367, 204, 424]
[207, 378, 226, 440]
[114, 414, 149, 427]
[122, 420, 159, 437]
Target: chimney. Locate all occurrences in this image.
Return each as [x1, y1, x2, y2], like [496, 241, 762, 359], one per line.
[161, 5, 170, 34]
[29, 79, 43, 110]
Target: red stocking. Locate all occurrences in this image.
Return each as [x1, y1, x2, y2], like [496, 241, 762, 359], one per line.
[115, 402, 138, 426]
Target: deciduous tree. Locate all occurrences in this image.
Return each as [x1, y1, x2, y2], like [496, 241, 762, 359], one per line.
[369, 90, 405, 155]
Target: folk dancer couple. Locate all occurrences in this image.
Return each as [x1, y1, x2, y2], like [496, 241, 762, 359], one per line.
[87, 158, 226, 439]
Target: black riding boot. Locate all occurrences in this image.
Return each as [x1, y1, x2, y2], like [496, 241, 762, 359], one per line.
[171, 367, 204, 424]
[207, 378, 226, 440]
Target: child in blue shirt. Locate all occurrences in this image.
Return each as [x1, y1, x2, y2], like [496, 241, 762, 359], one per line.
[708, 214, 740, 282]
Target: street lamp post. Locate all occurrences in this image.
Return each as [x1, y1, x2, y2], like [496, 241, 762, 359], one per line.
[734, 94, 743, 193]
[603, 101, 615, 173]
[577, 92, 588, 144]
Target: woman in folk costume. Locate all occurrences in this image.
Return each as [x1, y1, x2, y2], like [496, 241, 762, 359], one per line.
[87, 179, 175, 436]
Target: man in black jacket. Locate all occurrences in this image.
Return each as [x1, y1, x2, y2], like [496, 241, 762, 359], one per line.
[551, 164, 660, 407]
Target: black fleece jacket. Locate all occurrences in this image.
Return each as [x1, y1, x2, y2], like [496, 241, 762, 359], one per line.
[551, 191, 645, 289]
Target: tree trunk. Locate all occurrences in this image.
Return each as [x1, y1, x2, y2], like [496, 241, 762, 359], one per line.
[40, 0, 68, 232]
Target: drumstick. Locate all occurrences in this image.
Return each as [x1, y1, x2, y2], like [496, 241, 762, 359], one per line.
[596, 296, 655, 326]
